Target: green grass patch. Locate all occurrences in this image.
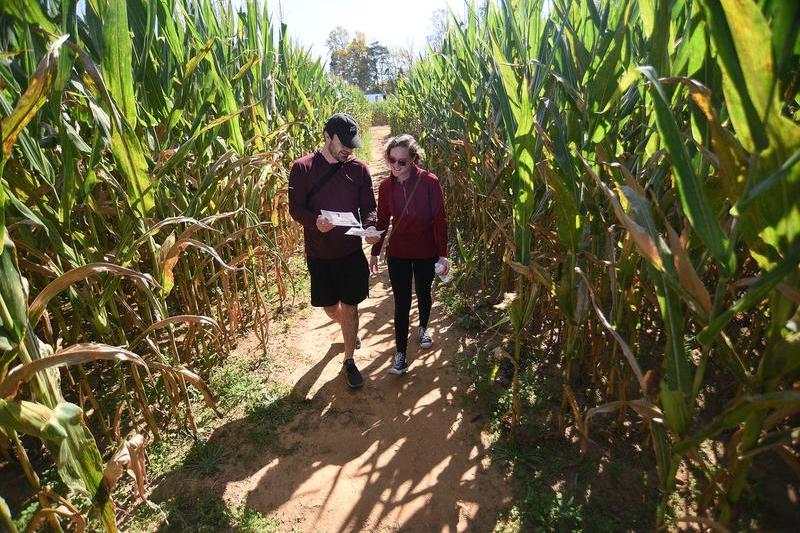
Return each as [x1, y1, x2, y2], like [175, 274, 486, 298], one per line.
[287, 255, 311, 300]
[182, 441, 229, 476]
[146, 432, 195, 479]
[126, 494, 280, 532]
[244, 383, 303, 452]
[354, 126, 372, 162]
[210, 358, 267, 413]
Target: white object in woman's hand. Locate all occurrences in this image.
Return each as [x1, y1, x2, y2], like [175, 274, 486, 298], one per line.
[435, 257, 451, 281]
[369, 255, 380, 276]
[364, 226, 381, 244]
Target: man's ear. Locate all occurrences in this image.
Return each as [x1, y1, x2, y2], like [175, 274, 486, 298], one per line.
[323, 131, 331, 143]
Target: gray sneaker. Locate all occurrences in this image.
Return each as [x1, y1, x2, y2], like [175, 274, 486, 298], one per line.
[419, 327, 432, 349]
[355, 336, 361, 350]
[388, 352, 408, 375]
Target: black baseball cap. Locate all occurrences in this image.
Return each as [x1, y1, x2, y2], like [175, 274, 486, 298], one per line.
[324, 112, 361, 149]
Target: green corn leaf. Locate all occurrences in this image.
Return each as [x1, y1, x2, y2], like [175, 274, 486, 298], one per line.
[675, 390, 800, 454]
[698, 238, 800, 346]
[641, 67, 736, 277]
[0, 496, 16, 533]
[101, 0, 138, 127]
[0, 228, 29, 352]
[2, 0, 59, 35]
[0, 399, 62, 442]
[759, 332, 800, 387]
[699, 0, 770, 152]
[654, 274, 692, 435]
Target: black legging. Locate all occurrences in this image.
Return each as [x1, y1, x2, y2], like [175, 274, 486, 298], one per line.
[387, 256, 437, 354]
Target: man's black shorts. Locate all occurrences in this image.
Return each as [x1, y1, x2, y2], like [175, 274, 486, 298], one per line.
[306, 250, 369, 307]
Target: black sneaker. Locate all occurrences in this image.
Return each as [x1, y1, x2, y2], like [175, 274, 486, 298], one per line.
[343, 358, 363, 388]
[355, 336, 361, 350]
[388, 352, 408, 375]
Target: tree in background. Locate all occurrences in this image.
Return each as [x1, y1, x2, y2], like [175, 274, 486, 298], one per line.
[367, 41, 391, 92]
[326, 26, 409, 94]
[426, 8, 450, 52]
[328, 28, 371, 90]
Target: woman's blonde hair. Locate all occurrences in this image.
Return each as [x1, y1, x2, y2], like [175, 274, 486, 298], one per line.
[383, 134, 425, 164]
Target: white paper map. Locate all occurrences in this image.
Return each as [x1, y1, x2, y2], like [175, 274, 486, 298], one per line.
[345, 227, 385, 238]
[320, 210, 360, 227]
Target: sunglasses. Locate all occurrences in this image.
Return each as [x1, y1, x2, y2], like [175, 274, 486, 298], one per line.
[388, 156, 408, 167]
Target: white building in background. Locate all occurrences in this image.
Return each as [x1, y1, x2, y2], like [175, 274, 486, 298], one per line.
[366, 93, 387, 102]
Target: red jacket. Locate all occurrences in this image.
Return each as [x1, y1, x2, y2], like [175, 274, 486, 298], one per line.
[371, 166, 448, 259]
[288, 151, 377, 259]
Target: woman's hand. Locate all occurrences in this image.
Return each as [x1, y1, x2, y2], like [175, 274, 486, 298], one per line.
[369, 255, 380, 276]
[436, 257, 449, 276]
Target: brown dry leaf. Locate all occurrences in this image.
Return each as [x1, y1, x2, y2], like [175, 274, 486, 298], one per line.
[148, 362, 220, 415]
[777, 283, 800, 304]
[207, 245, 270, 284]
[28, 263, 158, 328]
[582, 399, 664, 453]
[102, 433, 149, 502]
[130, 315, 222, 349]
[506, 257, 553, 290]
[27, 487, 86, 533]
[666, 223, 713, 315]
[687, 83, 747, 200]
[1, 36, 67, 156]
[175, 367, 220, 415]
[578, 155, 664, 271]
[0, 343, 148, 399]
[604, 160, 646, 197]
[113, 402, 126, 443]
[674, 515, 731, 533]
[575, 267, 646, 392]
[507, 259, 533, 279]
[213, 221, 273, 251]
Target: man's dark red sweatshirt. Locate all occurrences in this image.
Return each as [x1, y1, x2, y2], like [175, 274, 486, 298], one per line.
[371, 166, 448, 259]
[288, 151, 377, 259]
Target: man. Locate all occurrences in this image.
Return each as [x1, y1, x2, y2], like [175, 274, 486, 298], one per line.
[288, 113, 377, 388]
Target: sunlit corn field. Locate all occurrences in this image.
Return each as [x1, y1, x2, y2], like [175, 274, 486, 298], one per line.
[0, 0, 368, 530]
[386, 0, 799, 528]
[1, 0, 799, 530]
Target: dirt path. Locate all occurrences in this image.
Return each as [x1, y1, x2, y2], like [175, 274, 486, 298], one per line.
[191, 126, 511, 532]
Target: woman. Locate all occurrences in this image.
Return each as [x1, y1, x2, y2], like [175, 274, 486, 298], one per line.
[368, 134, 449, 375]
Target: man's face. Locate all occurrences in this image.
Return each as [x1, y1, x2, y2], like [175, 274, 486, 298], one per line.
[325, 132, 354, 162]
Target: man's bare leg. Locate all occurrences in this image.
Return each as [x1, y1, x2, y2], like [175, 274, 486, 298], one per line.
[338, 303, 358, 360]
[323, 303, 340, 324]
[324, 303, 359, 358]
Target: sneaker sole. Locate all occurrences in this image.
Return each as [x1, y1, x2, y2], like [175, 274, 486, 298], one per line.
[347, 380, 364, 388]
[388, 366, 408, 375]
[420, 341, 432, 349]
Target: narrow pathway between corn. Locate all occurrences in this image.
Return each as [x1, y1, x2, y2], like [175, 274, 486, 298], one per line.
[213, 126, 511, 532]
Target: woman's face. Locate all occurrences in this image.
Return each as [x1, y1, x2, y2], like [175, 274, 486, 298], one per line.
[387, 146, 412, 178]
